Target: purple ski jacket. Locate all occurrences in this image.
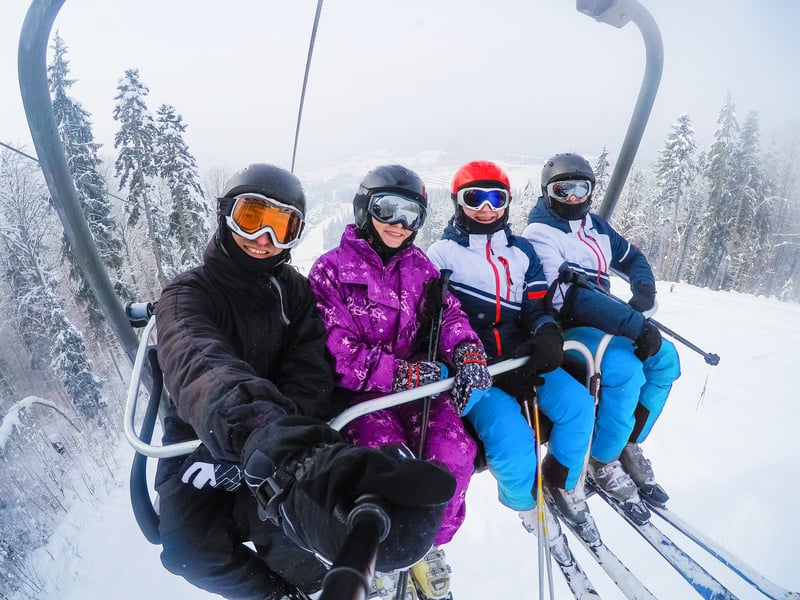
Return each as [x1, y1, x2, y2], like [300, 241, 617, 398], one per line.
[308, 225, 481, 400]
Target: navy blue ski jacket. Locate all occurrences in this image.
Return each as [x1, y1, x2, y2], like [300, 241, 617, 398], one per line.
[522, 196, 654, 340]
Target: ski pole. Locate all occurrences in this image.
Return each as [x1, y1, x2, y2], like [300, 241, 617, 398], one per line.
[523, 393, 556, 600]
[646, 317, 720, 366]
[418, 269, 453, 457]
[558, 263, 721, 365]
[397, 269, 452, 600]
[320, 497, 391, 600]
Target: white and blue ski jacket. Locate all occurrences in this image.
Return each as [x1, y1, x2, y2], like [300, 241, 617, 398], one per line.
[427, 219, 556, 359]
[522, 196, 655, 340]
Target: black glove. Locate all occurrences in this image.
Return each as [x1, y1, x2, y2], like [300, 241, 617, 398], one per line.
[634, 320, 662, 361]
[179, 445, 242, 491]
[392, 360, 444, 392]
[451, 342, 492, 415]
[629, 282, 656, 312]
[495, 323, 564, 398]
[513, 323, 564, 375]
[242, 416, 456, 573]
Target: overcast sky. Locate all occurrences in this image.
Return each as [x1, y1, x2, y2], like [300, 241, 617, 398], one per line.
[3, 0, 799, 177]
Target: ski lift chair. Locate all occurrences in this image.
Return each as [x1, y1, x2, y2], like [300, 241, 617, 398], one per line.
[123, 301, 579, 544]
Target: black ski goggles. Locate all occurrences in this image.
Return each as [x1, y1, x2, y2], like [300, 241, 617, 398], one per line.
[367, 193, 426, 231]
[455, 187, 510, 211]
[547, 179, 593, 201]
[222, 193, 305, 248]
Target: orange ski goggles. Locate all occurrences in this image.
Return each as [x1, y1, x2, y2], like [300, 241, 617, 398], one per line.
[222, 193, 305, 248]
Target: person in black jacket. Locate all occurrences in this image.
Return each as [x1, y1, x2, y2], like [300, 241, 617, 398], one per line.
[154, 163, 456, 600]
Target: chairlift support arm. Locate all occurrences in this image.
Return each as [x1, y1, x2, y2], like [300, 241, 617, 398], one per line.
[577, 0, 663, 220]
[18, 0, 140, 365]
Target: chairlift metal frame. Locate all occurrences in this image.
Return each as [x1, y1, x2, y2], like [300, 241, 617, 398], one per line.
[17, 1, 664, 597]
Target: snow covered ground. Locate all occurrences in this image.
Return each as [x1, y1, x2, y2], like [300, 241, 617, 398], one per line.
[12, 229, 800, 598]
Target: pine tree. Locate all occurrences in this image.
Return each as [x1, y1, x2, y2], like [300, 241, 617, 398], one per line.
[0, 151, 103, 418]
[48, 32, 135, 336]
[112, 68, 169, 287]
[652, 113, 703, 281]
[726, 111, 774, 293]
[592, 148, 611, 206]
[694, 92, 739, 289]
[153, 104, 211, 271]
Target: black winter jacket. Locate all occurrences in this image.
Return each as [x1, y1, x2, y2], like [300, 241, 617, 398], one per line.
[155, 234, 335, 464]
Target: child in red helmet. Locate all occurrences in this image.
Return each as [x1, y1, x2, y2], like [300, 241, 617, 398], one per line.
[427, 160, 599, 551]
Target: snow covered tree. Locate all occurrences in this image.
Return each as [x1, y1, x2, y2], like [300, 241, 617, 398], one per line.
[652, 113, 703, 281]
[693, 93, 739, 289]
[592, 147, 612, 207]
[153, 103, 211, 271]
[0, 151, 103, 418]
[724, 111, 773, 292]
[112, 68, 169, 287]
[610, 166, 654, 250]
[48, 32, 135, 336]
[762, 125, 800, 301]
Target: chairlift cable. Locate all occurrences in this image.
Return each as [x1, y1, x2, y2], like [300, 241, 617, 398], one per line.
[290, 0, 325, 173]
[0, 139, 40, 163]
[0, 139, 137, 208]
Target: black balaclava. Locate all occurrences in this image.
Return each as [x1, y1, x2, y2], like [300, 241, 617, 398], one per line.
[357, 220, 417, 265]
[219, 222, 289, 275]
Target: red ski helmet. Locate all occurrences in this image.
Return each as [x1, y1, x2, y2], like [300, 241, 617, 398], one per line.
[450, 160, 511, 234]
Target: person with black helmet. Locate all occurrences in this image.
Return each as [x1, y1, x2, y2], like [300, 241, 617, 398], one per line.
[522, 152, 681, 524]
[308, 164, 492, 600]
[154, 163, 458, 600]
[426, 160, 599, 550]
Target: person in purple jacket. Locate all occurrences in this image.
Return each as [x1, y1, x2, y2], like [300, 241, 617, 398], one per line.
[308, 164, 492, 600]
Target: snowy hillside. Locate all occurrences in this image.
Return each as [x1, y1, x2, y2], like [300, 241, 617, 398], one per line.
[12, 232, 800, 599]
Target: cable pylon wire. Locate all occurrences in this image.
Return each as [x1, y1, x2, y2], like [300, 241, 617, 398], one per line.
[290, 0, 324, 173]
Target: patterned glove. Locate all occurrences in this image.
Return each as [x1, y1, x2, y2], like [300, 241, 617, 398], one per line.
[450, 342, 492, 415]
[634, 320, 662, 361]
[180, 445, 242, 492]
[392, 360, 444, 392]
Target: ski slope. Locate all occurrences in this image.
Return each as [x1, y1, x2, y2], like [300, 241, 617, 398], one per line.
[13, 231, 800, 599]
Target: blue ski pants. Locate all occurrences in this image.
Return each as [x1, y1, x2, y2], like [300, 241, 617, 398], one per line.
[564, 326, 681, 464]
[466, 367, 594, 510]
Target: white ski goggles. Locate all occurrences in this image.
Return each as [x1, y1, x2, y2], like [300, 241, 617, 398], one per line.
[455, 187, 510, 211]
[546, 179, 593, 201]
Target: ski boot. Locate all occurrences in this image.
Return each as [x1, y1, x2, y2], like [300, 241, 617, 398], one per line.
[588, 457, 651, 525]
[409, 546, 452, 599]
[368, 569, 419, 599]
[519, 504, 573, 566]
[619, 442, 670, 507]
[545, 481, 601, 546]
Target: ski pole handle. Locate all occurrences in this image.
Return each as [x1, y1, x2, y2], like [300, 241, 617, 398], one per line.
[320, 497, 390, 600]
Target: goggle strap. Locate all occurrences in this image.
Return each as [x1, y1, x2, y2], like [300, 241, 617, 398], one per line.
[217, 197, 234, 217]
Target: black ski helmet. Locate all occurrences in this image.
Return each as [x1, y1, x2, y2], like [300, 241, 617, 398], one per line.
[540, 153, 596, 220]
[353, 164, 427, 230]
[450, 160, 512, 234]
[219, 163, 307, 217]
[216, 163, 306, 273]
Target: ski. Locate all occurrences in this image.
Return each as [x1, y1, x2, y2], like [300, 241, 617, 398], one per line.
[587, 479, 737, 599]
[648, 502, 800, 600]
[547, 496, 657, 600]
[547, 533, 602, 599]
